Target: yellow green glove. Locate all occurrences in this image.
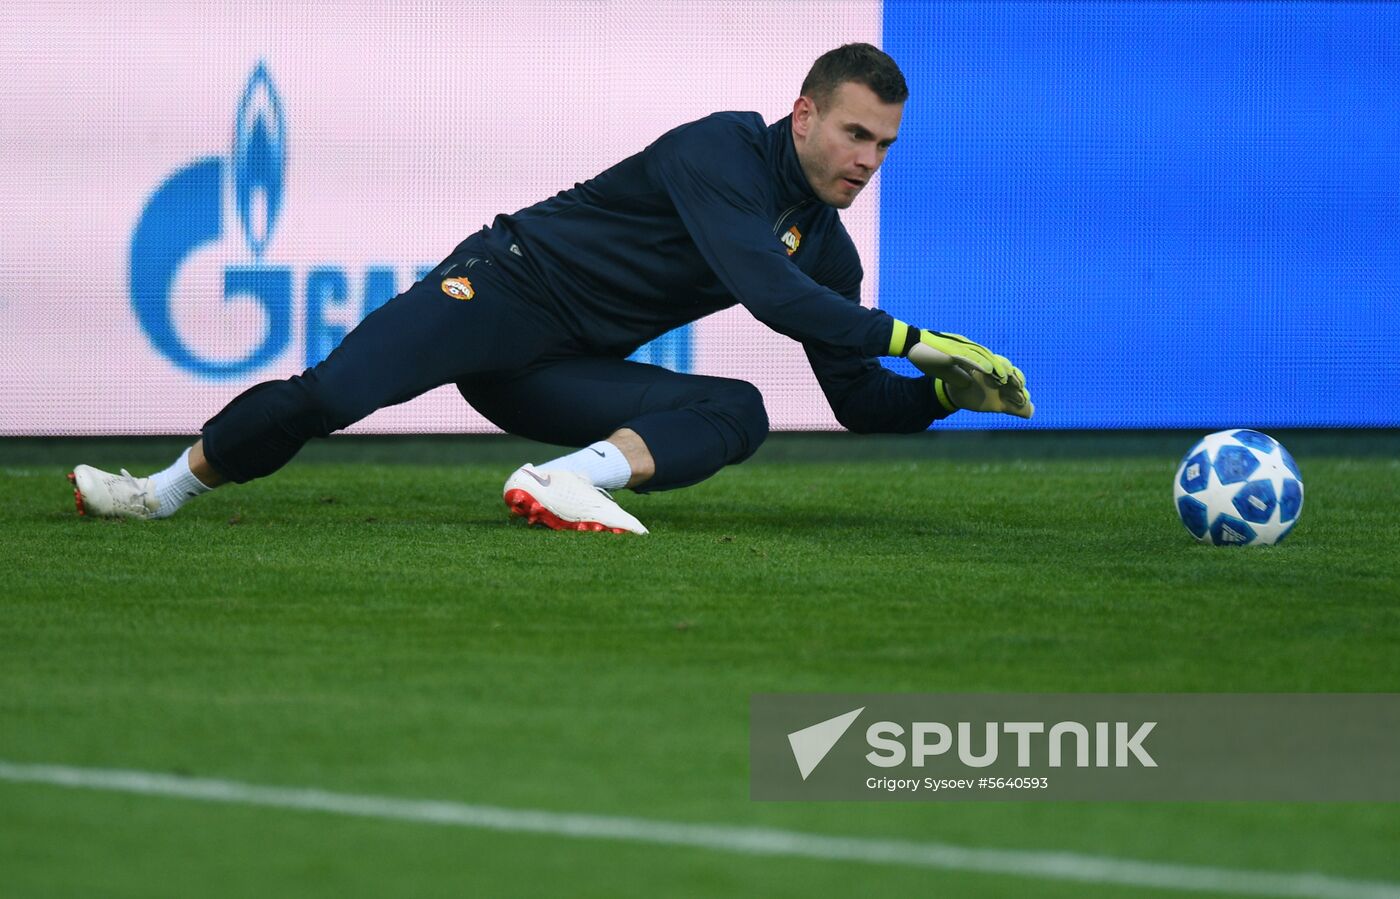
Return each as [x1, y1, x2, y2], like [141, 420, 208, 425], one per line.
[936, 367, 1034, 419]
[905, 330, 1014, 385]
[890, 323, 1033, 419]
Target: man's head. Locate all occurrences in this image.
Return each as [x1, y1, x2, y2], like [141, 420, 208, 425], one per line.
[791, 43, 908, 209]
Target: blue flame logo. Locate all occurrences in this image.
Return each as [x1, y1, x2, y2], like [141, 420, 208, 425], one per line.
[232, 63, 286, 258]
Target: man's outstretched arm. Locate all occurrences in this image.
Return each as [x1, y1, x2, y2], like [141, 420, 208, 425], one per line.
[806, 336, 1035, 431]
[803, 238, 1033, 428]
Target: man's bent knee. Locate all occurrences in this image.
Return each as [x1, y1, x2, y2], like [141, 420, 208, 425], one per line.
[710, 378, 769, 465]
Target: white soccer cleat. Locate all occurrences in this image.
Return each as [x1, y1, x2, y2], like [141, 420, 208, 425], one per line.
[68, 464, 160, 520]
[502, 464, 648, 535]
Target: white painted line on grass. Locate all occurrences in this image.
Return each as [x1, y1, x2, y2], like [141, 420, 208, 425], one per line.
[2, 760, 1396, 899]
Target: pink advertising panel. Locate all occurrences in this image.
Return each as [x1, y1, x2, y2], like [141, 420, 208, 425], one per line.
[0, 2, 882, 435]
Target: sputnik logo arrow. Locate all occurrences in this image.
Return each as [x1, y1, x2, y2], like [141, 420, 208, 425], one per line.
[787, 707, 864, 780]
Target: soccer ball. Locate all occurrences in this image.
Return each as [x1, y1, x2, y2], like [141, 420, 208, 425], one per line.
[1173, 430, 1304, 546]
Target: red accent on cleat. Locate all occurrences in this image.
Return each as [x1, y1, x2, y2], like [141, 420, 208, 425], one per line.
[68, 471, 87, 517]
[503, 488, 627, 534]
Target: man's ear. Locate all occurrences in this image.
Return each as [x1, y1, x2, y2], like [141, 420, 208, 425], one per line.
[791, 95, 817, 138]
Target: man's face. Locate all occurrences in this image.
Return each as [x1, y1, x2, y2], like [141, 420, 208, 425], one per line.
[791, 81, 903, 209]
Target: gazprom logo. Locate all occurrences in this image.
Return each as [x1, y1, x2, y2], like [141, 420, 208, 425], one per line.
[129, 63, 433, 379]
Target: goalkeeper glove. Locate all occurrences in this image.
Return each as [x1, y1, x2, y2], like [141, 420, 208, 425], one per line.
[900, 327, 1014, 385]
[890, 323, 1033, 419]
[938, 366, 1034, 419]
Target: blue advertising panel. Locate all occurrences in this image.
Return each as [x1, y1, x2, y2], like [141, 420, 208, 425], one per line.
[881, 2, 1400, 428]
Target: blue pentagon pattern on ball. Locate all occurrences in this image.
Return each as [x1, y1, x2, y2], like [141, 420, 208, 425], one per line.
[1178, 449, 1210, 494]
[1210, 514, 1257, 546]
[1232, 479, 1277, 524]
[1213, 445, 1259, 484]
[1172, 430, 1304, 546]
[1280, 478, 1303, 522]
[1231, 429, 1277, 453]
[1176, 496, 1210, 539]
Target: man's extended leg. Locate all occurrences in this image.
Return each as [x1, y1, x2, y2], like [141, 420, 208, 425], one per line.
[71, 251, 557, 519]
[460, 356, 770, 533]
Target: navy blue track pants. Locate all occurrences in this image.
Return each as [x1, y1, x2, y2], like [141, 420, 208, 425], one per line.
[201, 243, 768, 491]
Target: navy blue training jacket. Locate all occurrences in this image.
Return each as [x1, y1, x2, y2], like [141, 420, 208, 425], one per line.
[470, 112, 944, 433]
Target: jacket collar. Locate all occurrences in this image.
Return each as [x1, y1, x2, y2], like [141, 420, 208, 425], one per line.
[768, 115, 818, 208]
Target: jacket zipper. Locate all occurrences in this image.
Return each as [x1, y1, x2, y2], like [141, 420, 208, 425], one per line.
[772, 199, 811, 235]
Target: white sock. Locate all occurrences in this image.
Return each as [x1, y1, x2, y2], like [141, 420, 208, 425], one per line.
[149, 447, 213, 519]
[536, 440, 633, 490]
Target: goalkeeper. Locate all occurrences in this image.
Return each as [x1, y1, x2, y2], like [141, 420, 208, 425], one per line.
[70, 43, 1032, 535]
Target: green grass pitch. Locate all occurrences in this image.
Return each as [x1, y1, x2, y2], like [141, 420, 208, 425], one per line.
[2, 431, 1398, 897]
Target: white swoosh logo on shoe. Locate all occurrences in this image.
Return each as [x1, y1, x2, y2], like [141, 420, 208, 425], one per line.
[523, 469, 551, 487]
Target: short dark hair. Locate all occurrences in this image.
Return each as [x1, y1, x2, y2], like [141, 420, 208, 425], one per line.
[800, 43, 909, 108]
